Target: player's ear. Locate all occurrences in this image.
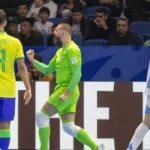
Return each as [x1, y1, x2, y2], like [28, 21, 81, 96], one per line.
[4, 20, 7, 28]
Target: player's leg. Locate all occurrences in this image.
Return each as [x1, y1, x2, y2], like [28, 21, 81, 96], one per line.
[36, 102, 58, 150]
[61, 112, 104, 150]
[0, 98, 15, 150]
[127, 96, 150, 150]
[0, 122, 11, 150]
[36, 86, 72, 150]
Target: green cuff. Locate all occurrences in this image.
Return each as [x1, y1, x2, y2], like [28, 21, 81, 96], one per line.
[0, 129, 10, 138]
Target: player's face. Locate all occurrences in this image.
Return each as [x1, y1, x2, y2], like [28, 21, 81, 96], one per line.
[39, 12, 49, 22]
[53, 26, 62, 38]
[53, 26, 63, 47]
[52, 27, 56, 34]
[29, 63, 40, 77]
[17, 5, 28, 17]
[72, 12, 83, 23]
[117, 20, 128, 35]
[20, 22, 32, 35]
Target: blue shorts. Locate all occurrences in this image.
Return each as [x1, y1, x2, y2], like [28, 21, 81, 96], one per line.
[0, 98, 15, 121]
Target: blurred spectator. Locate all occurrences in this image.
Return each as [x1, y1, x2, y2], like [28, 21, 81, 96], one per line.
[108, 18, 142, 45]
[85, 8, 116, 40]
[63, 8, 88, 36]
[57, 0, 84, 18]
[27, 0, 58, 20]
[144, 39, 150, 46]
[17, 2, 29, 23]
[47, 24, 57, 46]
[99, 0, 122, 17]
[16, 53, 55, 81]
[33, 7, 53, 34]
[17, 18, 44, 46]
[7, 18, 18, 37]
[123, 0, 142, 21]
[141, 0, 150, 20]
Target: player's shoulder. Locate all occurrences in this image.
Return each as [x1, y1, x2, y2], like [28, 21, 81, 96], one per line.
[67, 41, 80, 52]
[6, 34, 21, 45]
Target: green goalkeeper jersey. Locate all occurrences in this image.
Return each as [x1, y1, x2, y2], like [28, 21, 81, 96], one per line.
[34, 41, 82, 91]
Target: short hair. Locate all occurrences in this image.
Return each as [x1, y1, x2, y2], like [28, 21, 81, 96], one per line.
[72, 8, 83, 13]
[0, 10, 6, 25]
[96, 8, 109, 16]
[7, 16, 18, 25]
[58, 23, 72, 35]
[117, 18, 129, 24]
[20, 18, 33, 26]
[17, 2, 28, 9]
[39, 7, 50, 16]
[28, 53, 43, 64]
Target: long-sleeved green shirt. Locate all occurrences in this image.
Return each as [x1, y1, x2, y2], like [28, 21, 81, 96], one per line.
[34, 41, 82, 91]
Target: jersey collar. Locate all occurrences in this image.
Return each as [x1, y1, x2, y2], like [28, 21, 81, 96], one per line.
[63, 41, 73, 49]
[0, 31, 6, 34]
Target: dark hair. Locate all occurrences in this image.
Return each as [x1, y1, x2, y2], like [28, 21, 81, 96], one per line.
[28, 53, 43, 64]
[72, 7, 83, 13]
[96, 8, 109, 16]
[20, 18, 33, 26]
[17, 2, 28, 9]
[39, 7, 50, 16]
[0, 10, 6, 25]
[7, 16, 18, 25]
[117, 18, 129, 24]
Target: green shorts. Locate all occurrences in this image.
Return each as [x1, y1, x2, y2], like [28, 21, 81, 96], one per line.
[46, 85, 80, 116]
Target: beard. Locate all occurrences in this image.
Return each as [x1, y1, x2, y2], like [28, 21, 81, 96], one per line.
[55, 36, 63, 48]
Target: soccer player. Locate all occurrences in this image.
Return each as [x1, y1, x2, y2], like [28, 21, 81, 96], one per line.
[127, 62, 150, 150]
[26, 23, 105, 150]
[0, 10, 32, 150]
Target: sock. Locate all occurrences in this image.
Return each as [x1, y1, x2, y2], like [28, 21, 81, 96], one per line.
[0, 129, 10, 150]
[76, 128, 97, 150]
[127, 123, 149, 150]
[39, 127, 50, 150]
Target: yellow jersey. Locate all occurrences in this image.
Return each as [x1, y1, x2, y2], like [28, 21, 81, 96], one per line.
[0, 32, 24, 98]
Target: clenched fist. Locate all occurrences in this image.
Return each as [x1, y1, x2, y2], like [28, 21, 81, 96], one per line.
[26, 49, 35, 63]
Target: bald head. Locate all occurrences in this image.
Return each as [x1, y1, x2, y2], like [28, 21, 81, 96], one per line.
[0, 10, 6, 25]
[58, 23, 72, 36]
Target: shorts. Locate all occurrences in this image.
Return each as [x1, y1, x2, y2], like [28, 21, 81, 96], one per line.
[0, 98, 15, 121]
[47, 85, 80, 116]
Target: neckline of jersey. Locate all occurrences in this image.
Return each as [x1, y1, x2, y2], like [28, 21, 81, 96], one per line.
[0, 31, 6, 34]
[63, 41, 73, 49]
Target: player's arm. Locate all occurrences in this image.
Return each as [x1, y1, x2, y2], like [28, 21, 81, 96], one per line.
[59, 48, 82, 101]
[16, 59, 31, 90]
[15, 40, 31, 91]
[66, 49, 82, 93]
[33, 58, 56, 75]
[66, 65, 82, 94]
[26, 50, 56, 75]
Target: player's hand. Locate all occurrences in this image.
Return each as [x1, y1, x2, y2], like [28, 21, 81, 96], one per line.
[59, 90, 71, 101]
[59, 93, 69, 101]
[26, 49, 35, 63]
[24, 89, 32, 105]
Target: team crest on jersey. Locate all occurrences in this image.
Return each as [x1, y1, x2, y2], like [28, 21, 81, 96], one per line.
[71, 57, 77, 64]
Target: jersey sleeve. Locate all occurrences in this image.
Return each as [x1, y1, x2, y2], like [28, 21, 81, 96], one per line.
[66, 48, 82, 91]
[66, 48, 82, 66]
[34, 54, 56, 75]
[15, 39, 24, 60]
